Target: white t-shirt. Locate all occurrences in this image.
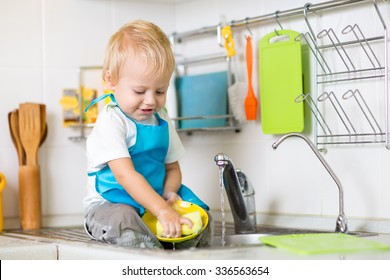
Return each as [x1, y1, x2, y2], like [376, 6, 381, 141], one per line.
[83, 103, 185, 210]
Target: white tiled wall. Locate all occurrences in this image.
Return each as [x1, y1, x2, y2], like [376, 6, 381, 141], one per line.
[174, 0, 390, 231]
[0, 0, 389, 232]
[0, 0, 175, 228]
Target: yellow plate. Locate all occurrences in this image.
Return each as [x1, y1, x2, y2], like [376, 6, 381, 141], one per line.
[142, 201, 208, 243]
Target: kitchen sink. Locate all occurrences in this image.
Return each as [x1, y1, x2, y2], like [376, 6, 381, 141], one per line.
[212, 224, 378, 248]
[213, 233, 266, 247]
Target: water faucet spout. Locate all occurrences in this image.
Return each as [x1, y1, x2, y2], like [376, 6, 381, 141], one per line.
[272, 133, 348, 233]
[214, 153, 257, 234]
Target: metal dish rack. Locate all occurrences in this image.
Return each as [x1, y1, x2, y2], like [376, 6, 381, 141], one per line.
[296, 1, 389, 149]
[68, 66, 102, 141]
[170, 36, 240, 133]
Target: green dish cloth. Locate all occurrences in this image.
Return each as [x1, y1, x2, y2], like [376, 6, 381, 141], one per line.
[259, 233, 390, 255]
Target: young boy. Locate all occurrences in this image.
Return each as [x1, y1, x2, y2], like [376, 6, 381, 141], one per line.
[83, 20, 212, 249]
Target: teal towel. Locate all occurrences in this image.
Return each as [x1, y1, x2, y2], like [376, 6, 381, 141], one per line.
[175, 71, 228, 129]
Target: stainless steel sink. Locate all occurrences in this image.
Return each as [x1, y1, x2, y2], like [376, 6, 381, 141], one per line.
[212, 223, 378, 248]
[213, 233, 267, 247]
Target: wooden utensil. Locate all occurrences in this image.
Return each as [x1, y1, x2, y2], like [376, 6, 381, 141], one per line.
[8, 110, 26, 165]
[40, 124, 48, 146]
[40, 104, 46, 138]
[18, 165, 41, 229]
[39, 104, 47, 146]
[18, 103, 41, 166]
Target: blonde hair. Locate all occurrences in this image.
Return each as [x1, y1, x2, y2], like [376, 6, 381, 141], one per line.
[102, 20, 175, 84]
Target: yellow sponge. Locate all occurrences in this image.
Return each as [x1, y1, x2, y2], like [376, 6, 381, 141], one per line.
[156, 211, 203, 237]
[182, 211, 203, 235]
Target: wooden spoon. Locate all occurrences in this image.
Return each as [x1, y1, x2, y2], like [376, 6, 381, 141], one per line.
[19, 103, 41, 166]
[39, 104, 47, 146]
[8, 110, 26, 165]
[8, 111, 17, 148]
[40, 123, 48, 146]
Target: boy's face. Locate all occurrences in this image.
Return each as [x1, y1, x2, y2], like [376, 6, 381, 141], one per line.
[106, 53, 171, 122]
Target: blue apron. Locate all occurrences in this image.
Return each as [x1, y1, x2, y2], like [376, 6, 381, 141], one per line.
[85, 93, 209, 215]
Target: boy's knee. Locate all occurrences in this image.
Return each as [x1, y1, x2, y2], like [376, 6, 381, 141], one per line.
[114, 229, 163, 248]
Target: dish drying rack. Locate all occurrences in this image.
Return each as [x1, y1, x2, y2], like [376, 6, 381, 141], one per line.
[170, 37, 240, 133]
[296, 1, 389, 149]
[67, 66, 102, 141]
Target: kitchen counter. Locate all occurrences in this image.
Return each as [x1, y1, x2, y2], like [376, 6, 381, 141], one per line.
[1, 224, 390, 260]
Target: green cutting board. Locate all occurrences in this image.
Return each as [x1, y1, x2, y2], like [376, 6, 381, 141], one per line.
[259, 30, 304, 134]
[259, 233, 390, 255]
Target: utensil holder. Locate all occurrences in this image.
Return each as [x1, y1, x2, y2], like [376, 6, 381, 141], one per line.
[18, 165, 41, 229]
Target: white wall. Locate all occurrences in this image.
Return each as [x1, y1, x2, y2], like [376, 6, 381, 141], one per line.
[0, 0, 175, 228]
[1, 0, 389, 233]
[175, 0, 390, 233]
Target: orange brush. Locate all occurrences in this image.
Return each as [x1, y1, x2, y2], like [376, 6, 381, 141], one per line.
[244, 35, 258, 120]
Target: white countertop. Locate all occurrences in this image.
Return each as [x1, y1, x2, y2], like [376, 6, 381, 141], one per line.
[1, 227, 390, 260]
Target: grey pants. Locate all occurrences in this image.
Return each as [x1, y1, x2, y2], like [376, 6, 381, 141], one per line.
[84, 201, 214, 249]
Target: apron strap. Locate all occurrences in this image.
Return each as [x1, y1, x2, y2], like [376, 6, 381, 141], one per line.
[84, 93, 114, 112]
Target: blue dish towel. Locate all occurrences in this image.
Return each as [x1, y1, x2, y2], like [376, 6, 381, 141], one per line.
[175, 71, 228, 129]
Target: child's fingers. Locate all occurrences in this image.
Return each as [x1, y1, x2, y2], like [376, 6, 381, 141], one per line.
[174, 222, 182, 238]
[164, 223, 175, 238]
[168, 193, 182, 205]
[164, 222, 182, 238]
[180, 216, 193, 229]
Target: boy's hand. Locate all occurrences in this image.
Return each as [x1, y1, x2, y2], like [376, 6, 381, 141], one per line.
[156, 206, 193, 238]
[163, 191, 182, 205]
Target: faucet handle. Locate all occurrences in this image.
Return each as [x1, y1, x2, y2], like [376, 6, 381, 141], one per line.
[236, 170, 255, 196]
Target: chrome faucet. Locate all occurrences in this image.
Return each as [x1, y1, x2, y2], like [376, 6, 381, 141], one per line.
[214, 153, 257, 234]
[272, 133, 348, 233]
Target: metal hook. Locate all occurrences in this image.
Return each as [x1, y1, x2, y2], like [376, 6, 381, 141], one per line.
[217, 23, 223, 47]
[244, 17, 253, 39]
[275, 11, 283, 30]
[274, 10, 283, 36]
[303, 3, 316, 39]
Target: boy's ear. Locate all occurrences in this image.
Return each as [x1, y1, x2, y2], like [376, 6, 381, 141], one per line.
[104, 71, 115, 91]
